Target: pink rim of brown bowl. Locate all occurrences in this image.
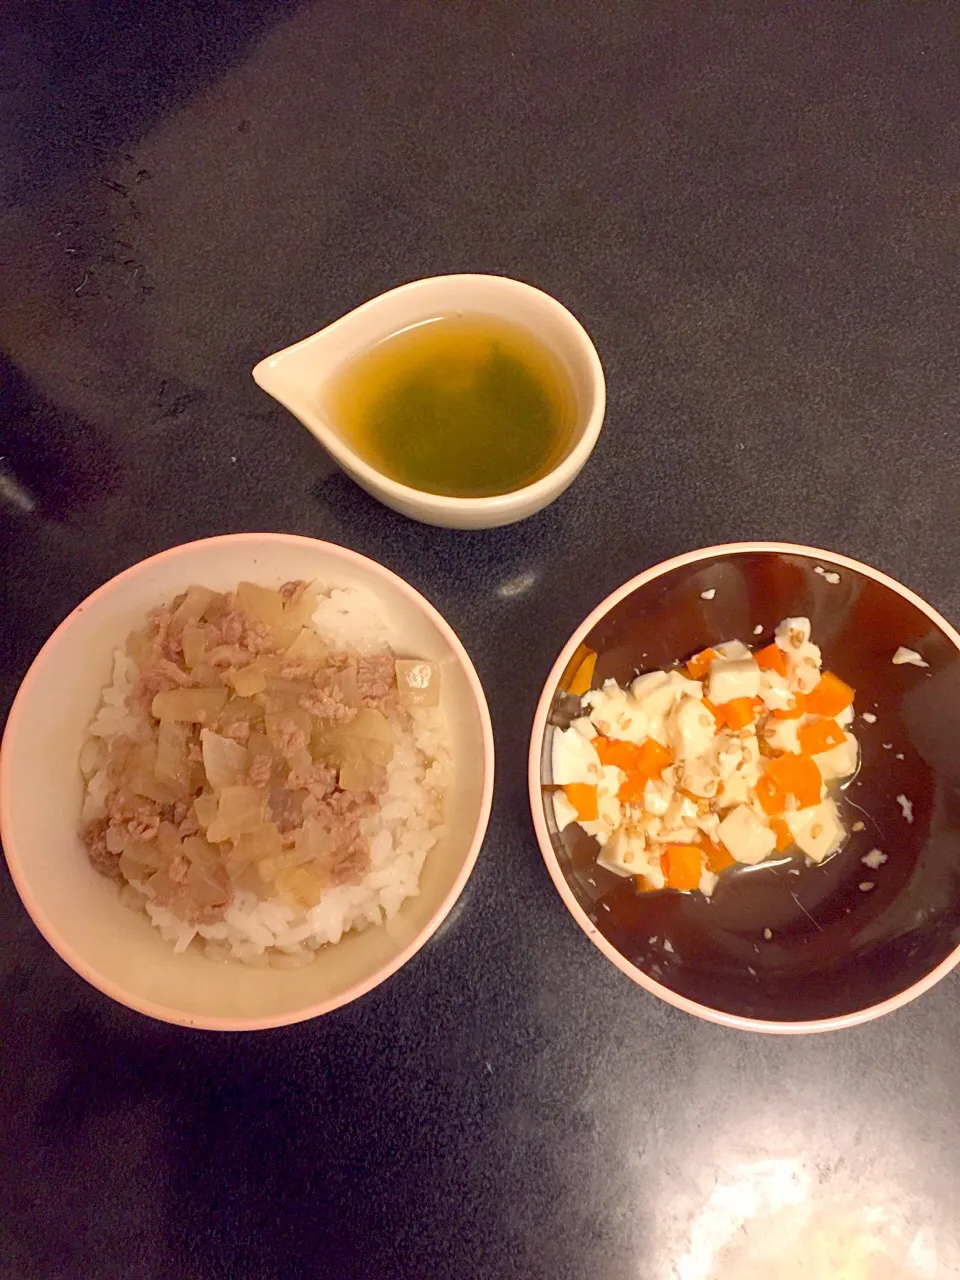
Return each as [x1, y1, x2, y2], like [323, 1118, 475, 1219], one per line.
[528, 541, 960, 1034]
[1, 534, 495, 1030]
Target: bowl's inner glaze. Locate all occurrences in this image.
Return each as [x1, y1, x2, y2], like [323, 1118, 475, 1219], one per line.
[541, 551, 960, 1022]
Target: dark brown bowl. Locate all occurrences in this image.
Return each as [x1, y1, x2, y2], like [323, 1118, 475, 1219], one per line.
[528, 543, 960, 1032]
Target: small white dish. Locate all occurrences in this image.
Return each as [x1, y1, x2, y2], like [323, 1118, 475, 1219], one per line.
[252, 274, 605, 529]
[0, 534, 495, 1030]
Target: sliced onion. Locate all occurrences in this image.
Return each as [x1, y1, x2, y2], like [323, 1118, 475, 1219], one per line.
[193, 791, 219, 829]
[339, 757, 385, 793]
[172, 585, 217, 632]
[155, 721, 192, 797]
[206, 786, 263, 843]
[229, 822, 282, 866]
[284, 626, 326, 663]
[295, 815, 337, 859]
[237, 582, 286, 637]
[181, 625, 206, 668]
[184, 860, 228, 909]
[152, 687, 228, 723]
[200, 729, 248, 789]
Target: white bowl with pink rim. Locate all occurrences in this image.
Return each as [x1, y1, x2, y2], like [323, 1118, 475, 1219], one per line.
[1, 534, 494, 1030]
[528, 540, 960, 1034]
[252, 273, 606, 529]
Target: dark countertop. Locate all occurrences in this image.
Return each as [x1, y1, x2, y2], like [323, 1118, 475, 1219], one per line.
[2, 4, 960, 1277]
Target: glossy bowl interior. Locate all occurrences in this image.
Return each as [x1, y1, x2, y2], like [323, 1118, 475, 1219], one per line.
[1, 534, 494, 1030]
[530, 543, 960, 1032]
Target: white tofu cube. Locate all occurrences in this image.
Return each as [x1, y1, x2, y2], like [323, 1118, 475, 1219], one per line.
[595, 765, 624, 830]
[630, 670, 669, 699]
[693, 810, 721, 841]
[570, 716, 596, 739]
[663, 792, 698, 829]
[836, 704, 854, 729]
[552, 789, 579, 832]
[774, 617, 823, 692]
[551, 727, 602, 785]
[785, 798, 845, 864]
[596, 827, 645, 878]
[763, 717, 802, 754]
[584, 682, 641, 742]
[814, 732, 859, 781]
[642, 778, 673, 816]
[718, 773, 753, 808]
[717, 805, 777, 865]
[597, 829, 666, 887]
[699, 868, 719, 897]
[758, 670, 794, 711]
[715, 640, 752, 660]
[774, 616, 812, 649]
[708, 657, 761, 704]
[656, 826, 700, 844]
[668, 696, 717, 763]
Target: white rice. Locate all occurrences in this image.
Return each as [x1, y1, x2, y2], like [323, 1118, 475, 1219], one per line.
[80, 586, 451, 966]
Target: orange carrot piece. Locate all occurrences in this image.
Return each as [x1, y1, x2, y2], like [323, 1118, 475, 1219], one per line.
[686, 647, 719, 680]
[755, 773, 787, 817]
[635, 874, 658, 894]
[772, 691, 807, 720]
[562, 783, 598, 822]
[764, 753, 822, 809]
[661, 844, 703, 891]
[617, 771, 649, 805]
[635, 737, 673, 778]
[805, 671, 855, 717]
[754, 643, 787, 676]
[701, 837, 736, 874]
[593, 736, 643, 772]
[717, 696, 763, 731]
[568, 649, 598, 697]
[797, 717, 846, 756]
[770, 817, 793, 852]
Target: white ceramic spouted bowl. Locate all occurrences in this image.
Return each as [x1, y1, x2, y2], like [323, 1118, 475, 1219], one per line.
[253, 274, 605, 529]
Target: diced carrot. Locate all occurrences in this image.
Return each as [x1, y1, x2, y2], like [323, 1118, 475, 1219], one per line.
[593, 736, 643, 771]
[568, 649, 598, 697]
[562, 783, 598, 822]
[797, 717, 846, 756]
[618, 771, 649, 805]
[635, 874, 658, 894]
[772, 691, 807, 720]
[701, 697, 724, 728]
[770, 817, 793, 853]
[764, 753, 822, 809]
[755, 773, 787, 817]
[635, 737, 673, 778]
[686, 647, 719, 680]
[755, 643, 787, 677]
[805, 671, 855, 717]
[660, 844, 703, 891]
[717, 696, 764, 731]
[559, 642, 593, 693]
[701, 837, 736, 873]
